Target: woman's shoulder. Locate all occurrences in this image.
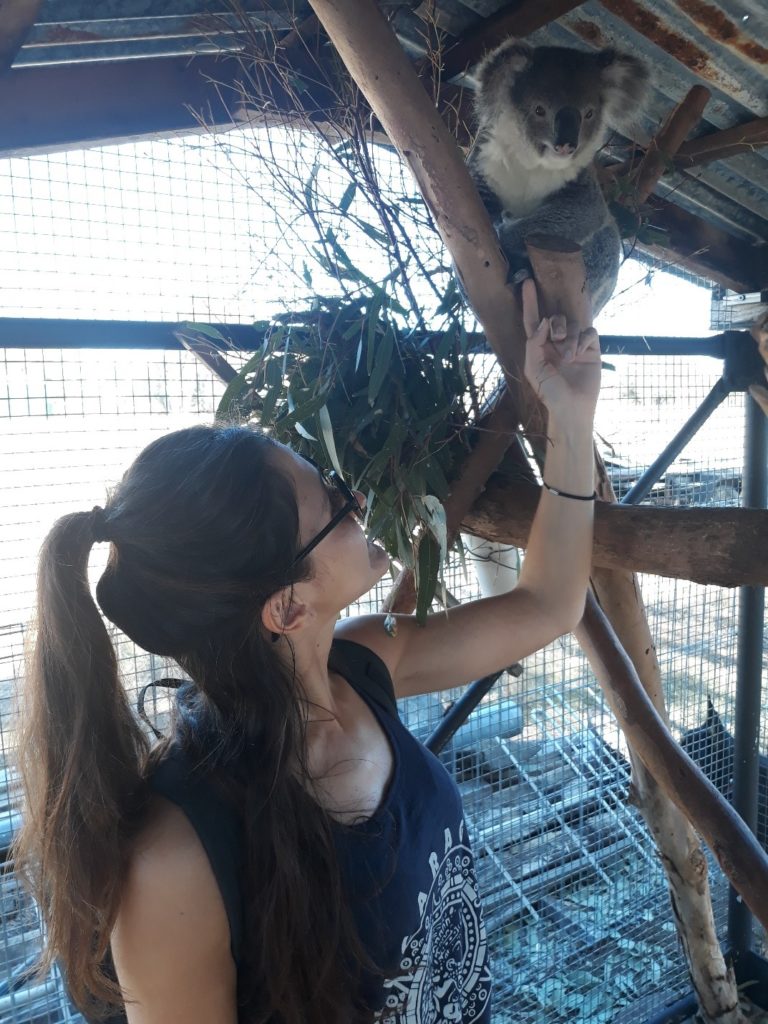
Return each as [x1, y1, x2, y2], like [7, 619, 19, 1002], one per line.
[111, 794, 237, 1023]
[143, 744, 245, 961]
[330, 626, 398, 717]
[119, 793, 230, 942]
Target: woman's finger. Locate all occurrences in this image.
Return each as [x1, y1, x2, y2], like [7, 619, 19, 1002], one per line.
[521, 279, 541, 338]
[549, 314, 567, 341]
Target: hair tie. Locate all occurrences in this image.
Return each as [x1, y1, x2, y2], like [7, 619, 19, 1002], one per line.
[90, 505, 111, 544]
[542, 481, 597, 502]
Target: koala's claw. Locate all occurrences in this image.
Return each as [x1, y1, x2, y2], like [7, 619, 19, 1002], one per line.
[510, 266, 532, 287]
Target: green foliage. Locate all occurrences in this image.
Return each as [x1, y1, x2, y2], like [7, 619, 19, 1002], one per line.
[215, 294, 478, 615]
[205, 43, 485, 615]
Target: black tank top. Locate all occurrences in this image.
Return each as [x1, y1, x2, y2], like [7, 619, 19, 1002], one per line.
[98, 639, 492, 1022]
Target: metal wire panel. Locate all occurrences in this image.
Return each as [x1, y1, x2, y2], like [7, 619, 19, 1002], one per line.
[0, 132, 765, 1024]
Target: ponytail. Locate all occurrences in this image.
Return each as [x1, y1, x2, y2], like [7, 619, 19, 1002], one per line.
[13, 510, 149, 1013]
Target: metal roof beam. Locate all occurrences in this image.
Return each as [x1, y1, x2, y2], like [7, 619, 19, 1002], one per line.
[639, 194, 768, 293]
[0, 52, 249, 156]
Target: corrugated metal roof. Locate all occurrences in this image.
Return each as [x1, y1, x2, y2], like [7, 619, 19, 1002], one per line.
[6, 0, 768, 281]
[11, 1, 298, 63]
[397, 0, 768, 250]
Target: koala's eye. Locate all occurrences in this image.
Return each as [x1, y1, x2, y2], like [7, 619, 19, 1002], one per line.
[585, 109, 595, 120]
[534, 105, 546, 117]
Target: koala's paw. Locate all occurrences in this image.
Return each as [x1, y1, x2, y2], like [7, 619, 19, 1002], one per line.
[509, 265, 532, 287]
[503, 252, 532, 287]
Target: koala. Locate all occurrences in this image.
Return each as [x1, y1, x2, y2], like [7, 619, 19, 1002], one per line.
[468, 38, 648, 315]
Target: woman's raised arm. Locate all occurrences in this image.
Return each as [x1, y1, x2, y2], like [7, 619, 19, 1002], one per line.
[337, 279, 601, 696]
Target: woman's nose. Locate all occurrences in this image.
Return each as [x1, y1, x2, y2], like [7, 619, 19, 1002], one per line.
[353, 489, 367, 512]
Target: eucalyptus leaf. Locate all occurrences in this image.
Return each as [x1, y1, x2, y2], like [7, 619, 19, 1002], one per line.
[339, 181, 357, 214]
[283, 388, 330, 435]
[259, 379, 283, 427]
[177, 321, 230, 344]
[422, 457, 450, 500]
[415, 533, 441, 625]
[395, 519, 414, 568]
[366, 297, 383, 376]
[294, 419, 318, 441]
[356, 219, 390, 246]
[215, 347, 267, 423]
[368, 327, 395, 406]
[318, 404, 343, 476]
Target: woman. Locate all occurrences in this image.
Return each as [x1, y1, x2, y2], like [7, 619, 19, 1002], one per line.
[14, 280, 600, 1024]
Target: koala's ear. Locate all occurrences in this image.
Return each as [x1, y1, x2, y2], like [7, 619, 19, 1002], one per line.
[474, 37, 533, 93]
[597, 49, 649, 129]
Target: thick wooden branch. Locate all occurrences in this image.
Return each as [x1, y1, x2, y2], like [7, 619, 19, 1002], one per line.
[173, 329, 238, 386]
[677, 115, 768, 168]
[633, 85, 711, 205]
[750, 311, 768, 368]
[442, 0, 589, 79]
[0, 0, 41, 73]
[749, 312, 768, 417]
[605, 114, 768, 180]
[527, 221, 749, 1021]
[463, 480, 768, 588]
[606, 116, 768, 184]
[581, 595, 768, 931]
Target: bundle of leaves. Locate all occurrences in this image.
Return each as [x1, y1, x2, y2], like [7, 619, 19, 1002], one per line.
[213, 292, 483, 617]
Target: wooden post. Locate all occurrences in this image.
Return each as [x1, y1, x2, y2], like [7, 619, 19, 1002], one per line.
[749, 312, 768, 418]
[632, 85, 711, 204]
[463, 485, 768, 587]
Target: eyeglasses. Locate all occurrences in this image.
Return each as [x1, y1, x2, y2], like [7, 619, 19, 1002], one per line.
[292, 459, 364, 565]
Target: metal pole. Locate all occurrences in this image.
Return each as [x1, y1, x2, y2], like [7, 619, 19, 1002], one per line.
[424, 669, 505, 755]
[0, 316, 735, 358]
[622, 378, 731, 505]
[728, 392, 768, 959]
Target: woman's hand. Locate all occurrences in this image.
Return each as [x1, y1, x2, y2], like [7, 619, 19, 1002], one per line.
[521, 278, 601, 423]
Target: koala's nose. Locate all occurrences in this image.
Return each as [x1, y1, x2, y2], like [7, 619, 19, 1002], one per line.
[554, 106, 582, 152]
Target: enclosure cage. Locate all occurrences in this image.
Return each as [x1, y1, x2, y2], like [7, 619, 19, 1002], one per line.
[0, 126, 766, 1024]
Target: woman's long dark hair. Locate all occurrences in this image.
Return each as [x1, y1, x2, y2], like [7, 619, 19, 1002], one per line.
[14, 424, 371, 1023]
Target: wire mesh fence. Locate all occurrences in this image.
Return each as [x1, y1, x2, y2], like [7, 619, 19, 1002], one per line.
[0, 130, 764, 1024]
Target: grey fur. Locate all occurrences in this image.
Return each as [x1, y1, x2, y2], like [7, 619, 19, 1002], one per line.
[468, 38, 648, 314]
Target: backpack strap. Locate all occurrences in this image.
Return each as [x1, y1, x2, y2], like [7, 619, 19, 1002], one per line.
[329, 638, 398, 718]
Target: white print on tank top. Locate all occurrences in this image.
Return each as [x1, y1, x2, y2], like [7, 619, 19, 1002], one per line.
[375, 821, 491, 1023]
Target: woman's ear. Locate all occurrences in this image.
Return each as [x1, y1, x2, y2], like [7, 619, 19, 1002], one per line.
[261, 588, 309, 640]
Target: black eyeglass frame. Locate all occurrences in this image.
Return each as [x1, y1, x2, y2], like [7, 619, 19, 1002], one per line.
[291, 462, 364, 565]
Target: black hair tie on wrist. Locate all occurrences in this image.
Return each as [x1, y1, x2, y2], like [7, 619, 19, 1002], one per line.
[90, 505, 111, 543]
[542, 481, 597, 501]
